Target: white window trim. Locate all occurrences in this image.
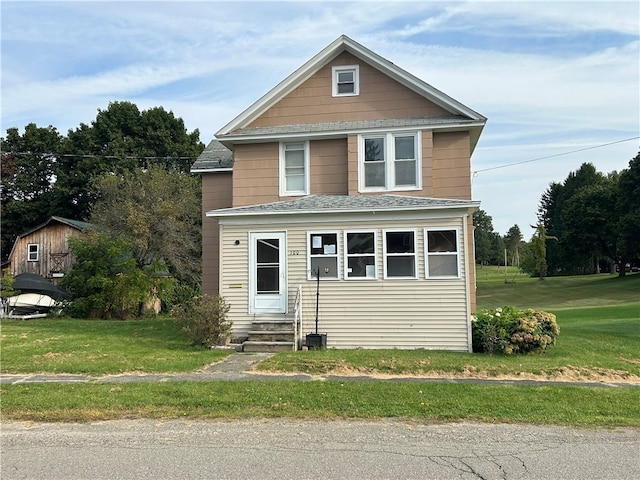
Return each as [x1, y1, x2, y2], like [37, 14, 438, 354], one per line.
[307, 231, 340, 280]
[332, 65, 359, 97]
[358, 132, 422, 192]
[424, 228, 461, 279]
[27, 243, 39, 262]
[383, 229, 418, 280]
[279, 141, 310, 196]
[344, 230, 377, 280]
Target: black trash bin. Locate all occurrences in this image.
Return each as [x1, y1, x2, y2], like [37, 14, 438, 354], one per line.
[306, 333, 327, 350]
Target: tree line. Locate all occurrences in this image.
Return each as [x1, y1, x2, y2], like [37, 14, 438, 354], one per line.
[474, 152, 640, 278]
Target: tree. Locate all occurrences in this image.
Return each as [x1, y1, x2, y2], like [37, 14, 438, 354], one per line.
[616, 151, 640, 276]
[473, 209, 502, 266]
[561, 180, 617, 273]
[89, 164, 202, 286]
[504, 225, 523, 267]
[61, 231, 158, 319]
[529, 224, 557, 280]
[536, 162, 615, 275]
[0, 124, 62, 258]
[52, 101, 204, 221]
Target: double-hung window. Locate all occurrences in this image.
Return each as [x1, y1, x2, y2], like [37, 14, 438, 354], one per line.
[425, 229, 460, 278]
[27, 244, 39, 262]
[383, 230, 417, 279]
[345, 231, 377, 279]
[308, 232, 339, 280]
[359, 132, 420, 191]
[280, 141, 309, 196]
[332, 65, 359, 96]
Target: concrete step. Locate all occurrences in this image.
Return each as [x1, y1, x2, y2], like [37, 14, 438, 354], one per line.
[242, 341, 295, 353]
[247, 330, 295, 343]
[251, 320, 294, 331]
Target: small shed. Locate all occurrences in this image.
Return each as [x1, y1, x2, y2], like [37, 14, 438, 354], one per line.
[3, 216, 91, 283]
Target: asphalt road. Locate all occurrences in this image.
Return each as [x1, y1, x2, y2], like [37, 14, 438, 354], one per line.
[2, 419, 639, 479]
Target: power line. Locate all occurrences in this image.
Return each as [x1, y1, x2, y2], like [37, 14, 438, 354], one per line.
[473, 136, 639, 176]
[2, 152, 200, 161]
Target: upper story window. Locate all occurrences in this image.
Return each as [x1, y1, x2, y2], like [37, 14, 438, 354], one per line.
[345, 231, 377, 279]
[308, 232, 339, 280]
[279, 141, 309, 196]
[27, 243, 39, 262]
[383, 230, 417, 279]
[359, 132, 421, 192]
[425, 229, 460, 278]
[332, 65, 359, 97]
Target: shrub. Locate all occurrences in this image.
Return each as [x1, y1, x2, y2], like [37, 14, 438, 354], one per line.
[472, 306, 559, 355]
[171, 295, 232, 347]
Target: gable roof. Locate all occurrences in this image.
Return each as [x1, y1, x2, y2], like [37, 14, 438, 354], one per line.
[207, 194, 479, 218]
[17, 216, 92, 238]
[216, 35, 486, 138]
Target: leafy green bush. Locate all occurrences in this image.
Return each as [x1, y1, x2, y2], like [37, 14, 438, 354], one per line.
[472, 306, 559, 355]
[171, 295, 232, 347]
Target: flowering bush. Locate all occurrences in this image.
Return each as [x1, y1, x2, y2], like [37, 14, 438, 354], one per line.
[472, 306, 559, 355]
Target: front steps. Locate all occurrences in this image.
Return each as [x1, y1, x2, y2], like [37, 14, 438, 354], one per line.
[242, 319, 296, 352]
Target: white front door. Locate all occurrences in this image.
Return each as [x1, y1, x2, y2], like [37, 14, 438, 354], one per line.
[249, 232, 287, 314]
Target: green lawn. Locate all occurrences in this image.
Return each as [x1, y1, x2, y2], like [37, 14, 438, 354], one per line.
[0, 318, 232, 375]
[2, 381, 639, 427]
[475, 269, 640, 310]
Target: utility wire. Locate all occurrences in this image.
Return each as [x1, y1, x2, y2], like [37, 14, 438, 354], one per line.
[1, 152, 199, 160]
[473, 136, 639, 176]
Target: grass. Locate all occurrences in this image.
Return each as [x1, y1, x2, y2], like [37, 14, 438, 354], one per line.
[475, 268, 640, 310]
[0, 317, 232, 375]
[1, 271, 638, 426]
[2, 381, 639, 427]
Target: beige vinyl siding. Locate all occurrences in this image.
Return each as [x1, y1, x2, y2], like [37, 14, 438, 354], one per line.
[232, 143, 280, 206]
[218, 214, 471, 351]
[432, 131, 472, 200]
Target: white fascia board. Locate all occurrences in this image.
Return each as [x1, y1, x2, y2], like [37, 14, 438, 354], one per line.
[213, 208, 477, 227]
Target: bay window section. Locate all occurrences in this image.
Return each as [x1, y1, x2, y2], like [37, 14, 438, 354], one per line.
[280, 141, 309, 196]
[384, 230, 417, 279]
[425, 229, 460, 278]
[308, 232, 339, 280]
[345, 231, 377, 279]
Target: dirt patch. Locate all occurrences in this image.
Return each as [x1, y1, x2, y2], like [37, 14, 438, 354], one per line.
[259, 364, 640, 385]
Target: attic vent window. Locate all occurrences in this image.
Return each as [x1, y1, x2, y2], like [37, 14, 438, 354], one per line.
[332, 65, 359, 96]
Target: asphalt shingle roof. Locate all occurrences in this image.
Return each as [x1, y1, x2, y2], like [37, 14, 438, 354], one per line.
[207, 195, 479, 217]
[191, 140, 234, 172]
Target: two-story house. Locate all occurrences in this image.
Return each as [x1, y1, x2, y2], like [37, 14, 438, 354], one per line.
[191, 35, 486, 351]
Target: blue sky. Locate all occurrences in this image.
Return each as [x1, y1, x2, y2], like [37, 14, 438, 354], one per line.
[2, 0, 638, 235]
